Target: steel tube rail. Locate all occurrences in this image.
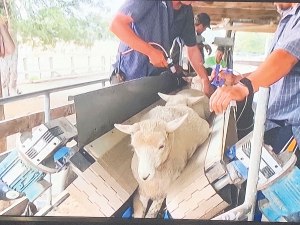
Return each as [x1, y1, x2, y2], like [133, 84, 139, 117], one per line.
[44, 93, 51, 123]
[44, 93, 52, 206]
[213, 87, 270, 221]
[245, 87, 269, 220]
[0, 78, 109, 105]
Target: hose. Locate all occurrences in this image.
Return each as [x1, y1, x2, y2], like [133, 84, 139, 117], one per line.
[121, 42, 169, 57]
[119, 42, 176, 73]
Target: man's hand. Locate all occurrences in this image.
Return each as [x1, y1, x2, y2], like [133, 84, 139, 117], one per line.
[148, 47, 168, 68]
[210, 70, 235, 86]
[209, 84, 249, 114]
[204, 44, 212, 55]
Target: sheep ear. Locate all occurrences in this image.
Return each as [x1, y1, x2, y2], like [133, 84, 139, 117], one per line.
[166, 114, 188, 133]
[158, 92, 171, 102]
[114, 123, 140, 134]
[182, 76, 192, 83]
[187, 96, 204, 106]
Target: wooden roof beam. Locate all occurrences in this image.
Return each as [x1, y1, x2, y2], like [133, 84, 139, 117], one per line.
[192, 8, 279, 23]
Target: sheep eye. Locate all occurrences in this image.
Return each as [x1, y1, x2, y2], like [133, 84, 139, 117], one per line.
[159, 145, 164, 149]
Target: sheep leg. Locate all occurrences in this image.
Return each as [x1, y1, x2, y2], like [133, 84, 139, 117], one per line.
[145, 198, 164, 218]
[133, 192, 149, 218]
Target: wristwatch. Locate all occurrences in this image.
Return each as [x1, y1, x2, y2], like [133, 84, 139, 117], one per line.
[239, 78, 253, 96]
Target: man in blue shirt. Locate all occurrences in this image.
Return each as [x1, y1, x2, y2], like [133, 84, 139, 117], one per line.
[109, 1, 213, 97]
[210, 3, 300, 150]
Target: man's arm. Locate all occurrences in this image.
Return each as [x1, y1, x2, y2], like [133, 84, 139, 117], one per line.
[186, 45, 213, 97]
[109, 12, 168, 68]
[210, 49, 299, 114]
[247, 49, 298, 92]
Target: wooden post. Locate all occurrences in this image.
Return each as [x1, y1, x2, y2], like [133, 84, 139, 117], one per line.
[49, 57, 54, 77]
[0, 73, 7, 153]
[38, 57, 42, 79]
[71, 56, 74, 76]
[101, 56, 105, 72]
[23, 58, 28, 80]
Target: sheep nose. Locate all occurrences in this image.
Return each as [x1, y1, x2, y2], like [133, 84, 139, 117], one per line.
[142, 174, 150, 180]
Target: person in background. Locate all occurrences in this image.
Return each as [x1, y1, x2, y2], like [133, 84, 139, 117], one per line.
[194, 13, 212, 61]
[181, 12, 212, 75]
[109, 1, 213, 97]
[204, 45, 227, 69]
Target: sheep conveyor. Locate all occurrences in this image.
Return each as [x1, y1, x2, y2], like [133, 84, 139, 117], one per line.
[67, 72, 237, 218]
[0, 71, 298, 220]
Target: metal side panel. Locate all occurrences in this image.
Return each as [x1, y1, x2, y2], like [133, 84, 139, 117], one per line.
[205, 104, 238, 183]
[73, 72, 182, 149]
[205, 106, 237, 183]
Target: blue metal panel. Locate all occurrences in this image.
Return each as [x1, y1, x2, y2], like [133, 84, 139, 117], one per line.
[259, 166, 300, 222]
[0, 149, 47, 202]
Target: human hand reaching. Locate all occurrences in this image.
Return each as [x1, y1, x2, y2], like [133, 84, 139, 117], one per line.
[148, 47, 168, 68]
[209, 84, 249, 114]
[210, 70, 235, 86]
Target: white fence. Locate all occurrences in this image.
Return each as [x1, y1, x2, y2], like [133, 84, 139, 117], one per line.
[17, 54, 116, 83]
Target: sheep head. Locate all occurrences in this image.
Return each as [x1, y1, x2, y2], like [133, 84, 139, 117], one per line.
[182, 76, 203, 91]
[158, 92, 204, 107]
[114, 114, 188, 181]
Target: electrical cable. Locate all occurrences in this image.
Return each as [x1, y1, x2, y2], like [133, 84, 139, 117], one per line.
[118, 41, 176, 73]
[236, 96, 247, 123]
[120, 42, 169, 57]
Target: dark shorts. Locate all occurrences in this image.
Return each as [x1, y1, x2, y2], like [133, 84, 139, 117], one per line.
[264, 121, 300, 167]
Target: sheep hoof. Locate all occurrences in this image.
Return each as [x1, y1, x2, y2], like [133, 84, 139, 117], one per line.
[132, 212, 145, 218]
[145, 211, 158, 218]
[145, 198, 164, 218]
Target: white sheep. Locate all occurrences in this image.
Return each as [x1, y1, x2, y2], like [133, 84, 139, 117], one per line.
[182, 74, 203, 91]
[114, 105, 209, 218]
[158, 89, 211, 120]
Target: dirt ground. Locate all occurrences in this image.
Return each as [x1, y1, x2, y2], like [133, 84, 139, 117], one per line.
[2, 74, 110, 217]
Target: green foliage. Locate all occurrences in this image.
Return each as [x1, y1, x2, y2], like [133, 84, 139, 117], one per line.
[5, 0, 114, 48]
[29, 75, 39, 82]
[234, 32, 273, 55]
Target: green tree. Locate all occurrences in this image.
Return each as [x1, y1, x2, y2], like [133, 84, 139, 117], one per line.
[234, 32, 270, 55]
[0, 0, 116, 98]
[5, 0, 114, 48]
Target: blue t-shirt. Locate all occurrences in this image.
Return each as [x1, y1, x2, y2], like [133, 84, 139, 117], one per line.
[264, 4, 300, 144]
[114, 0, 196, 80]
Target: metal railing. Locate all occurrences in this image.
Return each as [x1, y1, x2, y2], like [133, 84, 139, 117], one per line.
[0, 77, 110, 207]
[0, 78, 109, 106]
[213, 87, 270, 221]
